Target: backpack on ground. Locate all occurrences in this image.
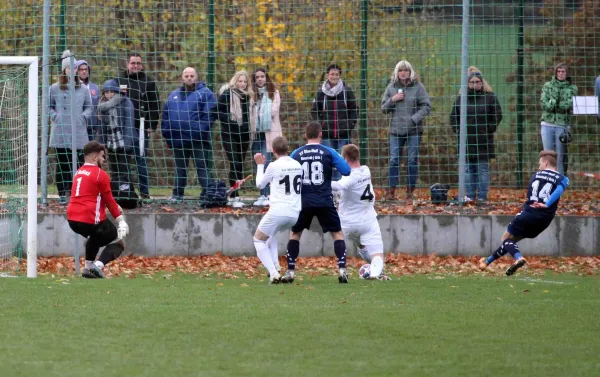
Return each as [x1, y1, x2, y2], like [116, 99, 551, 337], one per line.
[199, 180, 228, 208]
[111, 174, 140, 209]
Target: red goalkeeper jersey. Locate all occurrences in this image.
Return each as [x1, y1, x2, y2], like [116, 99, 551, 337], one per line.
[67, 163, 121, 224]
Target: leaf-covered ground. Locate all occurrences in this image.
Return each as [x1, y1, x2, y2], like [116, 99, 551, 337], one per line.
[2, 254, 599, 278]
[36, 188, 600, 216]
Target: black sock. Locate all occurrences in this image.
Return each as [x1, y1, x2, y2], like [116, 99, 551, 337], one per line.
[334, 240, 347, 269]
[286, 240, 300, 271]
[98, 242, 124, 266]
[85, 238, 100, 261]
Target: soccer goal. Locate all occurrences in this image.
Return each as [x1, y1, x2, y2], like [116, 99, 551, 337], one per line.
[0, 57, 38, 278]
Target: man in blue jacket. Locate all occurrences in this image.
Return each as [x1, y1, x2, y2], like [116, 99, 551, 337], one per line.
[161, 67, 216, 202]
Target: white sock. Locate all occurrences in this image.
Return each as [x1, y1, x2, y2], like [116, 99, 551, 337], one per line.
[254, 238, 277, 276]
[267, 237, 280, 270]
[94, 260, 105, 269]
[85, 260, 94, 269]
[357, 247, 371, 263]
[370, 255, 384, 278]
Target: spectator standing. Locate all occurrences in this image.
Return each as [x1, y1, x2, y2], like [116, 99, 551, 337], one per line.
[381, 60, 431, 201]
[250, 67, 282, 206]
[97, 79, 137, 181]
[161, 67, 216, 202]
[49, 50, 93, 204]
[217, 70, 253, 208]
[311, 63, 358, 179]
[114, 52, 161, 199]
[450, 67, 503, 203]
[75, 60, 100, 140]
[540, 63, 578, 175]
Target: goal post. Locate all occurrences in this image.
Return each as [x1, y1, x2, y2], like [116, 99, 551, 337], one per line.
[0, 56, 38, 278]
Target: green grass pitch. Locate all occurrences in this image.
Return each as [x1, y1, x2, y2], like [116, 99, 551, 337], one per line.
[1, 273, 599, 377]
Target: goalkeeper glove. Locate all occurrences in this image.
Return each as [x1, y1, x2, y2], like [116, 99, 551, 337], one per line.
[116, 215, 129, 239]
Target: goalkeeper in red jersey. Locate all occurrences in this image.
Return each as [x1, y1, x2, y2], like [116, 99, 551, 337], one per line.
[67, 141, 130, 278]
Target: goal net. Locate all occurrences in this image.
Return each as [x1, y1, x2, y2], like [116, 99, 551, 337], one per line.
[0, 57, 38, 278]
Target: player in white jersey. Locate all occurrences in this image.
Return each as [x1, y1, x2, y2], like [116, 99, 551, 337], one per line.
[331, 144, 388, 280]
[253, 136, 304, 284]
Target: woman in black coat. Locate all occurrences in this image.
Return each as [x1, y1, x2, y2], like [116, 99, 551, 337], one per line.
[450, 69, 502, 203]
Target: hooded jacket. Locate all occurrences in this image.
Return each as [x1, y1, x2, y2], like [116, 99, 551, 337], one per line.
[161, 82, 217, 148]
[450, 88, 502, 161]
[97, 80, 138, 153]
[381, 66, 431, 136]
[75, 60, 101, 131]
[114, 70, 161, 131]
[311, 82, 358, 140]
[540, 64, 578, 126]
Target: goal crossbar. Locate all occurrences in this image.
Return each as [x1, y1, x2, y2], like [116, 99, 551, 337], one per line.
[0, 56, 39, 278]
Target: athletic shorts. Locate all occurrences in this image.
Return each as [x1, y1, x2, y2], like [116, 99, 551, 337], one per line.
[507, 210, 554, 239]
[342, 221, 383, 250]
[68, 219, 117, 247]
[291, 206, 342, 234]
[257, 212, 298, 238]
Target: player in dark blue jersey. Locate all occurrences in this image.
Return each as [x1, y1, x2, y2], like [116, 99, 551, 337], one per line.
[480, 150, 569, 275]
[280, 122, 351, 283]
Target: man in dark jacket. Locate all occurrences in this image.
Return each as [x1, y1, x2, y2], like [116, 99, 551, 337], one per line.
[114, 52, 161, 199]
[161, 67, 216, 202]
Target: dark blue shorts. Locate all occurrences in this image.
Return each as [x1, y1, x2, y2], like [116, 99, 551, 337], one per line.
[291, 206, 341, 233]
[507, 210, 554, 239]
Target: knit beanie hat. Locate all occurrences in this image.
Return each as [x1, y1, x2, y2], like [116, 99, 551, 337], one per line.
[61, 50, 74, 73]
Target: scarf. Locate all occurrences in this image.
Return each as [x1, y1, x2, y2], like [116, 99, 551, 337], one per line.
[255, 87, 273, 132]
[98, 94, 125, 150]
[229, 88, 245, 126]
[321, 79, 344, 98]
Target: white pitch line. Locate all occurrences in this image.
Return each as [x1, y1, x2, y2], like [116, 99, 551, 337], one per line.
[515, 277, 573, 285]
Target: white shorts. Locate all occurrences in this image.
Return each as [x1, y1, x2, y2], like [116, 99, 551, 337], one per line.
[342, 221, 383, 250]
[257, 212, 298, 238]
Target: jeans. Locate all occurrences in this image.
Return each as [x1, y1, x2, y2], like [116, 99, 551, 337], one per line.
[321, 138, 351, 180]
[465, 160, 490, 201]
[540, 124, 566, 174]
[135, 130, 150, 196]
[388, 133, 421, 190]
[251, 133, 271, 196]
[172, 140, 212, 197]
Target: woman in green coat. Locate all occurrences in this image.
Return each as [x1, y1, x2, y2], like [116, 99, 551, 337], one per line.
[540, 63, 578, 175]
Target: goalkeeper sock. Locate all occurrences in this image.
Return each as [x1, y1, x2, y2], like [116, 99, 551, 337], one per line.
[286, 240, 300, 271]
[267, 237, 280, 269]
[370, 255, 384, 278]
[99, 242, 124, 266]
[357, 247, 371, 263]
[334, 240, 347, 269]
[254, 238, 277, 276]
[85, 260, 94, 269]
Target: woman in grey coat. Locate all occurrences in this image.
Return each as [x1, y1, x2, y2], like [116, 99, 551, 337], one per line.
[49, 50, 93, 203]
[381, 60, 431, 201]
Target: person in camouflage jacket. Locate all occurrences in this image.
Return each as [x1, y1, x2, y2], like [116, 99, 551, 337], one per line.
[539, 63, 578, 175]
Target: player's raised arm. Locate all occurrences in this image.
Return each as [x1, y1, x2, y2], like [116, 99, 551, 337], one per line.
[254, 153, 273, 190]
[330, 148, 351, 176]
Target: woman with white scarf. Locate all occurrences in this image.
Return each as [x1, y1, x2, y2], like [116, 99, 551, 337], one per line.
[250, 68, 282, 206]
[311, 64, 358, 180]
[217, 71, 253, 208]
